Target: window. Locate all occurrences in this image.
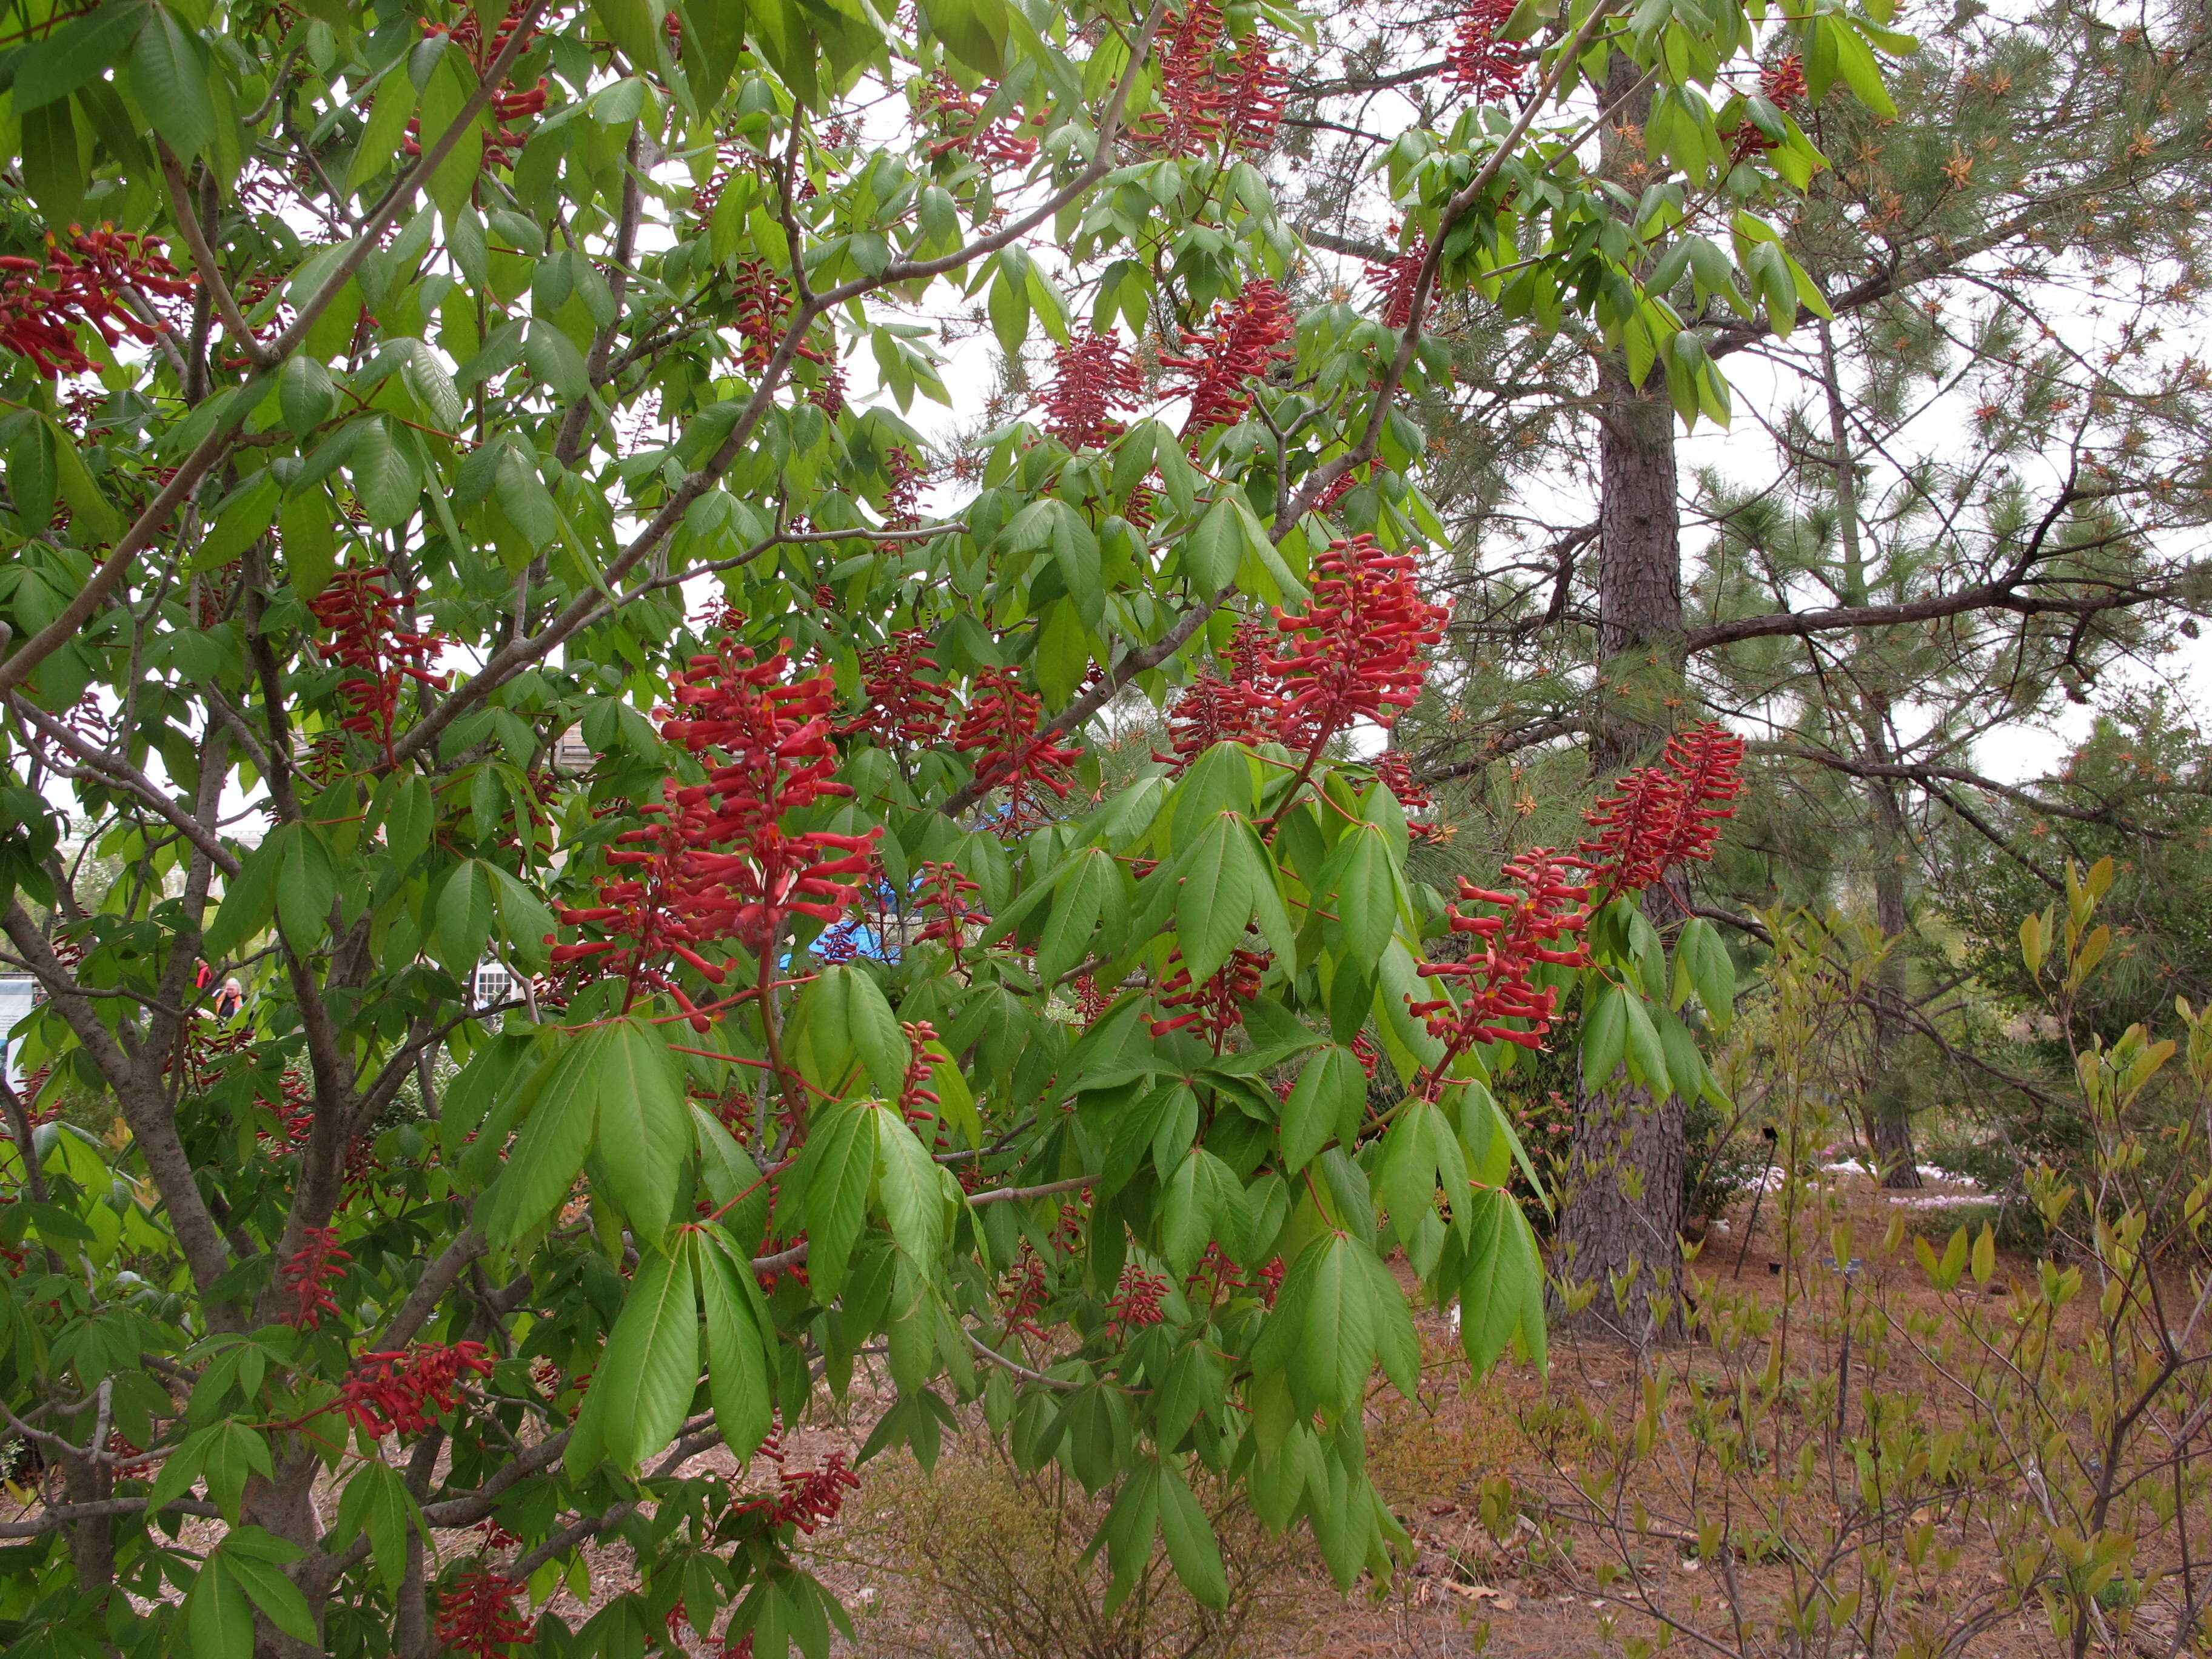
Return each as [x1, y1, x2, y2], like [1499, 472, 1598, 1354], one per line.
[472, 962, 513, 1009]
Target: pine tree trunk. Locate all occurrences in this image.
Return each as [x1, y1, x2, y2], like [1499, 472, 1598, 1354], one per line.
[1555, 54, 1690, 1349]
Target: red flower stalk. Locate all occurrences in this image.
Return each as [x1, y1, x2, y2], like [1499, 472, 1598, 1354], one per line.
[281, 1227, 350, 1330]
[1002, 1248, 1050, 1338]
[729, 259, 825, 369]
[406, 2, 548, 167]
[1040, 327, 1145, 450]
[1184, 1240, 1245, 1300]
[554, 642, 878, 1017]
[1265, 535, 1450, 752]
[1107, 1265, 1171, 1333]
[913, 860, 987, 964]
[919, 73, 1045, 165]
[340, 1342, 494, 1439]
[307, 565, 451, 763]
[849, 629, 954, 748]
[771, 1453, 862, 1533]
[897, 1020, 942, 1129]
[880, 445, 928, 531]
[806, 360, 848, 418]
[1571, 722, 1745, 899]
[1730, 55, 1806, 162]
[1158, 279, 1296, 438]
[1371, 751, 1442, 843]
[1221, 32, 1289, 152]
[1409, 848, 1592, 1068]
[1150, 944, 1267, 1047]
[1366, 240, 1432, 332]
[952, 669, 1085, 824]
[435, 1568, 533, 1659]
[0, 228, 195, 379]
[1162, 668, 1281, 766]
[1135, 0, 1228, 155]
[1444, 0, 1525, 100]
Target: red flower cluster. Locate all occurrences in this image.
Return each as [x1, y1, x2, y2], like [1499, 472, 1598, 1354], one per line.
[281, 1227, 350, 1330]
[1265, 536, 1450, 752]
[435, 1568, 532, 1659]
[1107, 1265, 1170, 1333]
[1572, 722, 1745, 898]
[554, 643, 877, 1017]
[1002, 1248, 1049, 1338]
[952, 669, 1085, 825]
[1039, 327, 1145, 450]
[850, 629, 954, 748]
[897, 1019, 942, 1130]
[1409, 849, 1591, 1062]
[1444, 0, 1525, 100]
[1159, 280, 1296, 438]
[1150, 944, 1267, 1047]
[1730, 54, 1807, 163]
[730, 260, 824, 369]
[1162, 666, 1279, 762]
[340, 1342, 494, 1439]
[307, 566, 451, 763]
[880, 445, 927, 531]
[406, 2, 548, 167]
[1366, 241, 1432, 331]
[913, 860, 987, 964]
[0, 228, 195, 379]
[770, 1453, 862, 1533]
[1136, 1, 1285, 156]
[1371, 751, 1442, 843]
[919, 73, 1045, 166]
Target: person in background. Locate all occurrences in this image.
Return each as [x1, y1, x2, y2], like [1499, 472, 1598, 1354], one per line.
[215, 978, 245, 1022]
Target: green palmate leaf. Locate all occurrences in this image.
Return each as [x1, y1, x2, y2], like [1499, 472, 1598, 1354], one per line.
[1161, 1146, 1244, 1276]
[271, 822, 337, 951]
[484, 1030, 601, 1245]
[1156, 1458, 1229, 1609]
[1458, 1186, 1546, 1374]
[187, 1557, 256, 1659]
[129, 4, 215, 162]
[787, 1099, 877, 1299]
[876, 1109, 953, 1263]
[592, 1016, 689, 1239]
[433, 859, 494, 977]
[569, 1240, 698, 1472]
[334, 1460, 419, 1595]
[1281, 1044, 1367, 1170]
[221, 1543, 319, 1643]
[697, 1231, 774, 1462]
[1176, 811, 1258, 981]
[1620, 993, 1669, 1092]
[11, 0, 150, 113]
[1321, 823, 1398, 972]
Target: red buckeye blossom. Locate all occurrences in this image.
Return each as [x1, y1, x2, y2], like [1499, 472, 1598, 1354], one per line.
[771, 1453, 863, 1533]
[1039, 327, 1145, 450]
[1409, 848, 1592, 1067]
[340, 1342, 494, 1439]
[879, 444, 927, 531]
[404, 2, 546, 166]
[1150, 944, 1268, 1047]
[1107, 1265, 1171, 1333]
[919, 73, 1045, 165]
[1158, 279, 1296, 438]
[1136, 0, 1229, 155]
[729, 259, 825, 369]
[0, 228, 195, 379]
[1161, 667, 1281, 766]
[1365, 240, 1432, 331]
[1371, 751, 1443, 843]
[952, 669, 1085, 825]
[435, 1568, 533, 1659]
[1221, 32, 1290, 152]
[1444, 0, 1526, 100]
[1729, 54, 1807, 162]
[1571, 722, 1746, 899]
[1265, 535, 1450, 752]
[850, 629, 954, 749]
[913, 860, 987, 965]
[307, 565, 451, 763]
[897, 1019, 943, 1132]
[554, 642, 878, 1017]
[1002, 1248, 1049, 1338]
[281, 1227, 350, 1330]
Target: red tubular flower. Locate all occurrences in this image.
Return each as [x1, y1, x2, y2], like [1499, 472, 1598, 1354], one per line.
[919, 73, 1045, 165]
[1265, 535, 1451, 752]
[554, 640, 880, 1017]
[281, 1227, 351, 1330]
[772, 1453, 862, 1533]
[1001, 1248, 1049, 1338]
[0, 229, 195, 379]
[1039, 327, 1145, 450]
[897, 1019, 943, 1133]
[1371, 751, 1443, 843]
[1444, 0, 1526, 101]
[951, 669, 1085, 826]
[1107, 1266, 1170, 1333]
[340, 1342, 494, 1439]
[1158, 279, 1296, 438]
[849, 629, 954, 748]
[307, 565, 451, 763]
[1222, 32, 1289, 152]
[1161, 668, 1281, 766]
[1572, 722, 1746, 898]
[1149, 944, 1267, 1047]
[880, 445, 928, 531]
[1365, 240, 1432, 331]
[435, 1568, 533, 1659]
[1730, 55, 1807, 162]
[913, 860, 987, 965]
[1408, 848, 1592, 1067]
[1135, 0, 1228, 155]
